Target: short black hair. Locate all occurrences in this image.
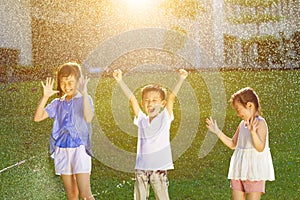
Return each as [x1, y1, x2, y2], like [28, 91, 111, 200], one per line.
[56, 62, 82, 97]
[141, 84, 167, 100]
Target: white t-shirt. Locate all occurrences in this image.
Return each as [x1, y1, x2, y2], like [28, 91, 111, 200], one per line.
[134, 108, 174, 170]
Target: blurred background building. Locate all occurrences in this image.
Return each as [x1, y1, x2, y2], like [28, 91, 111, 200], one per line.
[0, 0, 299, 69]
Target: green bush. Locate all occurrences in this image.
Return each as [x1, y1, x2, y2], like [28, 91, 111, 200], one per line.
[0, 65, 57, 83]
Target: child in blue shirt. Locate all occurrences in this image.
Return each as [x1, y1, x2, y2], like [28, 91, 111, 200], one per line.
[34, 62, 95, 200]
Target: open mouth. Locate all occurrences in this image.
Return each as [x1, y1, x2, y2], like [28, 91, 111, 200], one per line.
[64, 89, 73, 95]
[149, 108, 155, 113]
[147, 105, 161, 117]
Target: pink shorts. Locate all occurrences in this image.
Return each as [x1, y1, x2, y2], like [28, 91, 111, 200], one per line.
[53, 145, 91, 175]
[230, 179, 265, 194]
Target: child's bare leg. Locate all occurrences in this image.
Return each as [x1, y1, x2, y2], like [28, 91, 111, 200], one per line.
[61, 174, 79, 200]
[247, 192, 262, 200]
[232, 190, 246, 200]
[76, 173, 94, 200]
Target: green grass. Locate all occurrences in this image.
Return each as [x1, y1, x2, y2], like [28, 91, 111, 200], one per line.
[0, 69, 299, 199]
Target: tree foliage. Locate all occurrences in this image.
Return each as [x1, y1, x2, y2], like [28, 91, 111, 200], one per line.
[225, 0, 283, 8]
[227, 14, 282, 24]
[225, 0, 284, 25]
[160, 0, 206, 20]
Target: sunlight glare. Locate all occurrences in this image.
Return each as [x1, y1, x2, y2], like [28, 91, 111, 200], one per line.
[126, 0, 149, 9]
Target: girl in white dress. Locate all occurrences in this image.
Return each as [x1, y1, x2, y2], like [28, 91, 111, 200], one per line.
[206, 87, 275, 200]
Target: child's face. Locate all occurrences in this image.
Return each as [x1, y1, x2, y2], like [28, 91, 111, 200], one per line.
[142, 91, 166, 118]
[59, 75, 78, 98]
[233, 102, 255, 121]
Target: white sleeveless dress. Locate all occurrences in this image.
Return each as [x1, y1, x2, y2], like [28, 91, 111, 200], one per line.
[228, 116, 275, 181]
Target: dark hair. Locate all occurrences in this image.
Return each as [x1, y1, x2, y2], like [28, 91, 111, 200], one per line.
[230, 87, 261, 115]
[57, 62, 82, 97]
[141, 84, 167, 100]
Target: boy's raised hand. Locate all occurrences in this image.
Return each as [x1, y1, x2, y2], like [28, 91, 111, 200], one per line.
[41, 77, 59, 98]
[178, 69, 188, 79]
[113, 69, 123, 82]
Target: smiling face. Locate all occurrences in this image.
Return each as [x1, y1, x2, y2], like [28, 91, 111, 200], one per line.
[230, 87, 261, 118]
[57, 62, 81, 98]
[233, 102, 255, 121]
[59, 75, 78, 100]
[142, 90, 166, 119]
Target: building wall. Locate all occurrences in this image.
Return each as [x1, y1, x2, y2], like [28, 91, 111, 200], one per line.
[223, 1, 299, 38]
[0, 0, 32, 66]
[221, 0, 300, 67]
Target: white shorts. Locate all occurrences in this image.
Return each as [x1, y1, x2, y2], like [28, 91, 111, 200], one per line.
[53, 145, 91, 175]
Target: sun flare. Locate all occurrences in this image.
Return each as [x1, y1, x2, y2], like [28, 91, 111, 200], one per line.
[125, 0, 149, 9]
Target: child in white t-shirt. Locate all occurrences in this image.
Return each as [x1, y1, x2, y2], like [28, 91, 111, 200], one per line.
[113, 69, 188, 200]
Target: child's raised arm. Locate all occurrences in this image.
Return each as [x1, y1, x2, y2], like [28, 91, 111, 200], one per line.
[206, 117, 238, 150]
[78, 76, 94, 123]
[34, 77, 59, 122]
[113, 69, 140, 117]
[166, 69, 188, 115]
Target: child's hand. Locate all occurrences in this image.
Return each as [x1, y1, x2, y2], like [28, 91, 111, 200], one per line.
[246, 117, 259, 134]
[206, 117, 221, 136]
[78, 76, 90, 95]
[113, 69, 123, 82]
[41, 77, 59, 98]
[178, 69, 188, 79]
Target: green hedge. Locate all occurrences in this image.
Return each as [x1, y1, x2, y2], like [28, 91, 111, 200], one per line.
[0, 65, 57, 83]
